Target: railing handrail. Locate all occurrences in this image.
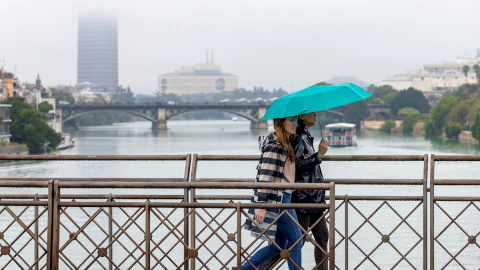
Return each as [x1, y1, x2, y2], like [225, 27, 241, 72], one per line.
[1, 154, 479, 270]
[0, 154, 190, 161]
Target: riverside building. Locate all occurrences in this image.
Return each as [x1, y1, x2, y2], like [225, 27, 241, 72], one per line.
[382, 49, 480, 95]
[77, 13, 119, 92]
[158, 51, 238, 95]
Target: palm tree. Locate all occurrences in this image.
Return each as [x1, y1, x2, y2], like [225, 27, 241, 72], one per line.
[462, 65, 470, 84]
[474, 64, 480, 85]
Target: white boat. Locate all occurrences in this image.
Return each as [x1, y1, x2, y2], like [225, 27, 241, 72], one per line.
[58, 133, 75, 150]
[325, 123, 357, 147]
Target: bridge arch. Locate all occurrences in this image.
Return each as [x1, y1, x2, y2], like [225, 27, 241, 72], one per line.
[56, 104, 269, 131]
[61, 108, 158, 123]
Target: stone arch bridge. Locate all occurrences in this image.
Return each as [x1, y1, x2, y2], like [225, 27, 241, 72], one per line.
[57, 104, 270, 131]
[56, 103, 350, 132]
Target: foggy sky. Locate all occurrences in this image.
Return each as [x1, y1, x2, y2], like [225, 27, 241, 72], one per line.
[1, 0, 479, 94]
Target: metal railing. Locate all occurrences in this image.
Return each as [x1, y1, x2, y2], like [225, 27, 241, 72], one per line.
[0, 154, 479, 269]
[429, 155, 480, 270]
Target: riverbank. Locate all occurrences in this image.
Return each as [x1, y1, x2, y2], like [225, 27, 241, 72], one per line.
[362, 120, 479, 144]
[0, 143, 29, 155]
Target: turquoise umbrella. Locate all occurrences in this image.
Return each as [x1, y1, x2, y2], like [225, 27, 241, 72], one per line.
[261, 83, 372, 120]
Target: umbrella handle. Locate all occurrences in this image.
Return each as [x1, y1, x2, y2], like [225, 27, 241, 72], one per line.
[319, 118, 324, 141]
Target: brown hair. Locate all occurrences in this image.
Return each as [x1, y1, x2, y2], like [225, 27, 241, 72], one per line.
[273, 117, 296, 162]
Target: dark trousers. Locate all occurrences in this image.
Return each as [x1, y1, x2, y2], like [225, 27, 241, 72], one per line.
[297, 211, 328, 269]
[258, 210, 328, 270]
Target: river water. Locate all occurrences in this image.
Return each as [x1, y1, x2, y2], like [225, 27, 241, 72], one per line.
[1, 120, 479, 269]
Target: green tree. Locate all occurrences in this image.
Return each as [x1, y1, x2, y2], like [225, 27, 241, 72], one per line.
[343, 100, 370, 129]
[451, 84, 478, 100]
[38, 101, 53, 114]
[1, 97, 61, 153]
[380, 120, 396, 133]
[314, 82, 331, 86]
[425, 96, 460, 137]
[472, 113, 480, 141]
[74, 111, 115, 126]
[390, 87, 430, 116]
[444, 122, 463, 139]
[474, 64, 480, 85]
[368, 84, 398, 104]
[112, 86, 135, 104]
[399, 108, 423, 135]
[51, 88, 75, 105]
[466, 100, 480, 125]
[402, 111, 424, 135]
[462, 65, 470, 84]
[398, 107, 420, 116]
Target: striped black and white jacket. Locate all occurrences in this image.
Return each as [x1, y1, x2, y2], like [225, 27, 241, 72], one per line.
[244, 133, 297, 242]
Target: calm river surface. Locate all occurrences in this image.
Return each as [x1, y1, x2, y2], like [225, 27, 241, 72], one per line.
[2, 120, 479, 269]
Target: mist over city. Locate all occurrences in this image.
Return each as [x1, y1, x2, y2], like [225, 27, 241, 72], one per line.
[1, 0, 480, 94]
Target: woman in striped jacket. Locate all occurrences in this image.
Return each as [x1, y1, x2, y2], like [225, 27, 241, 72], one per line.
[239, 116, 303, 270]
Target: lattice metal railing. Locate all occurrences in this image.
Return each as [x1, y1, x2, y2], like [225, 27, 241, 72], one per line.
[430, 155, 480, 270]
[191, 154, 428, 270]
[0, 196, 50, 270]
[1, 154, 480, 269]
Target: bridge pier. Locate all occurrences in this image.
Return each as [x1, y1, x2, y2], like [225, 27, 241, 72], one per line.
[152, 120, 167, 130]
[250, 120, 268, 129]
[153, 108, 168, 130]
[250, 107, 268, 129]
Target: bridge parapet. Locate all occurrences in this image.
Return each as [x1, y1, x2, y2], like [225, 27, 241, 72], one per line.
[57, 104, 270, 130]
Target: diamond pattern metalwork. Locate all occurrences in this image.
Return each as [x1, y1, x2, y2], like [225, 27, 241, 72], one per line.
[0, 203, 49, 270]
[150, 205, 189, 269]
[346, 200, 423, 269]
[434, 201, 480, 269]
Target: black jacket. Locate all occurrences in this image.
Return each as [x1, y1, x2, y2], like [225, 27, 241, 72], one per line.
[293, 125, 326, 213]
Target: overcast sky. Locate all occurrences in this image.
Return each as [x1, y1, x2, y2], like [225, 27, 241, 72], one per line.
[1, 0, 479, 94]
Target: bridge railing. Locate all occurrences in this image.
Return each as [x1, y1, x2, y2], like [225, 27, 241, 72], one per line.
[0, 154, 192, 270]
[429, 154, 480, 269]
[0, 154, 479, 269]
[191, 154, 429, 269]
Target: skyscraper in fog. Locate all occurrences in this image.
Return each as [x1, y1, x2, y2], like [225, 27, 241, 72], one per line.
[77, 13, 118, 91]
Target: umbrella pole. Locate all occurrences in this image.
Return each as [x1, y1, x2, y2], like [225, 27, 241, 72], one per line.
[319, 116, 324, 141]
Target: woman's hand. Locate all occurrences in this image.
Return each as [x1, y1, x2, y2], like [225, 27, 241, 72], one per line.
[255, 209, 267, 224]
[318, 139, 329, 156]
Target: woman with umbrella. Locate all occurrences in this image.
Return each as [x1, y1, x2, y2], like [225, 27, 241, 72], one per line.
[257, 112, 329, 270]
[234, 116, 303, 270]
[294, 111, 329, 269]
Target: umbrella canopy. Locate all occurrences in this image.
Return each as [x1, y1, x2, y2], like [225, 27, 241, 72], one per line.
[261, 83, 372, 120]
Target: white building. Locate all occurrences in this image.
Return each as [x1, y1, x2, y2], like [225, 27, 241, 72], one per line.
[382, 51, 479, 94]
[158, 51, 238, 95]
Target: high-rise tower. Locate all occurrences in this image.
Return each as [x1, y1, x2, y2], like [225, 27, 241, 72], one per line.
[77, 13, 118, 91]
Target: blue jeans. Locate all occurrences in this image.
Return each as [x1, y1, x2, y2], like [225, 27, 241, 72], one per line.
[242, 193, 303, 270]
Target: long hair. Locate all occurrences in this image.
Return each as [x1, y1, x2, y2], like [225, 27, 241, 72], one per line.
[296, 117, 306, 134]
[273, 118, 296, 162]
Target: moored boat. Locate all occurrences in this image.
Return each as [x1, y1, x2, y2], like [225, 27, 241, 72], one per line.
[325, 123, 357, 147]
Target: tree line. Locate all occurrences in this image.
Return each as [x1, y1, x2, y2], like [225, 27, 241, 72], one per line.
[3, 80, 480, 154]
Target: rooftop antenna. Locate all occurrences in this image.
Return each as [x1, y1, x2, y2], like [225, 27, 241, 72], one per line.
[211, 49, 214, 64]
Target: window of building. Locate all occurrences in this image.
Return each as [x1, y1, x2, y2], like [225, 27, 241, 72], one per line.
[161, 79, 168, 91]
[215, 78, 225, 91]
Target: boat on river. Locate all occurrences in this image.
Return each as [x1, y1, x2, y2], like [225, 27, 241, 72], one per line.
[325, 123, 357, 147]
[58, 133, 75, 150]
